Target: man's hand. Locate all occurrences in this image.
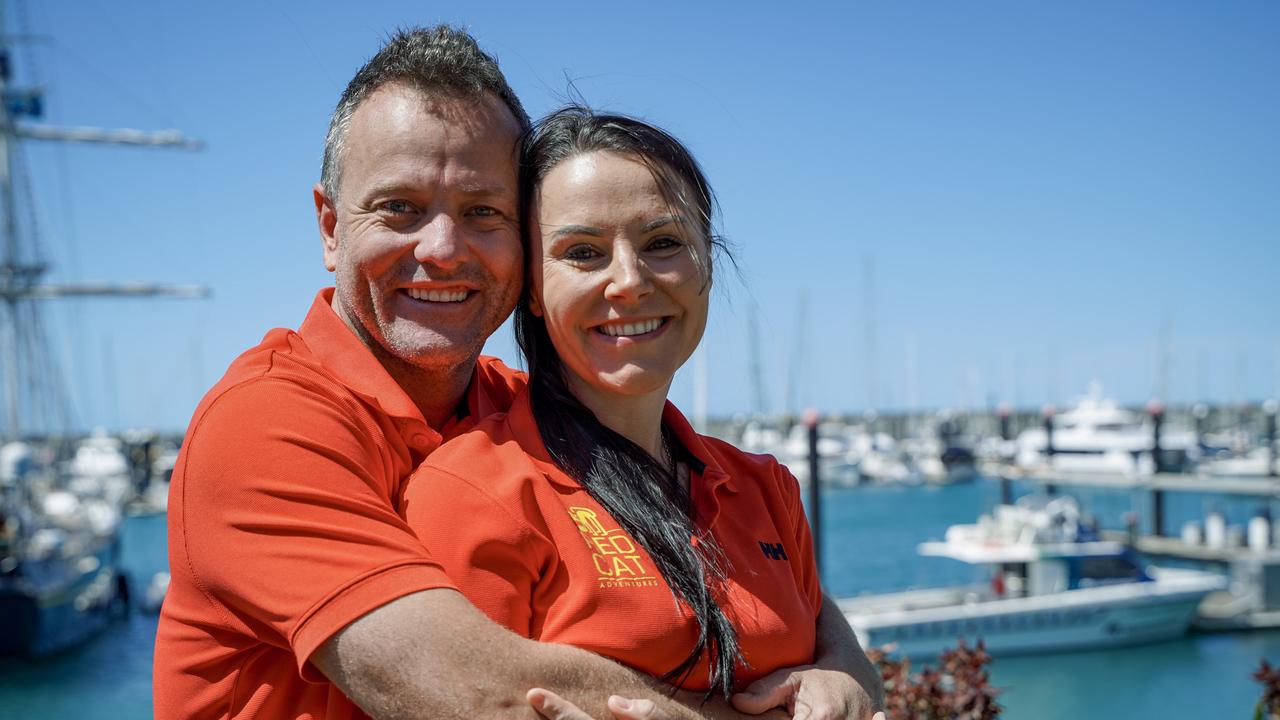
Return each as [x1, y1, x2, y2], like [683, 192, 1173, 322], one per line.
[731, 666, 885, 720]
[529, 689, 671, 720]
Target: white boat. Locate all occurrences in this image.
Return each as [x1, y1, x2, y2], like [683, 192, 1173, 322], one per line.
[839, 497, 1225, 658]
[740, 419, 861, 486]
[1015, 383, 1197, 475]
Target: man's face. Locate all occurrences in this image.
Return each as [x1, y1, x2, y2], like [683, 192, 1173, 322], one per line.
[316, 84, 524, 373]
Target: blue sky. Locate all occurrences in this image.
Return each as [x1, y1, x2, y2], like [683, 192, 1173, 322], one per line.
[8, 0, 1278, 432]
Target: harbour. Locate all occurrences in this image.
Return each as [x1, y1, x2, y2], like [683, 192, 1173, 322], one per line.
[3, 479, 1278, 718]
[0, 1, 1277, 718]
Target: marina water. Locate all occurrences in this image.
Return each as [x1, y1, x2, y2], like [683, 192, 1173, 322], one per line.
[1, 478, 1274, 718]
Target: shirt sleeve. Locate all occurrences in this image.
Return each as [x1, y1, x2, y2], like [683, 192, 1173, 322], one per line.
[400, 459, 551, 637]
[776, 463, 824, 615]
[175, 378, 456, 678]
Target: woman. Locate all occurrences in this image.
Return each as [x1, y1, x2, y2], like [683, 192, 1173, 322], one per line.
[402, 106, 872, 714]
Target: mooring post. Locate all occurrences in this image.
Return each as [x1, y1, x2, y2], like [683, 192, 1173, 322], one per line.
[1042, 404, 1056, 462]
[804, 409, 823, 582]
[1152, 488, 1166, 537]
[1148, 399, 1166, 474]
[1193, 403, 1209, 451]
[1265, 399, 1278, 478]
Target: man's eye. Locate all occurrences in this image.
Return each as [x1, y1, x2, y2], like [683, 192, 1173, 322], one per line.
[468, 206, 499, 218]
[381, 200, 414, 214]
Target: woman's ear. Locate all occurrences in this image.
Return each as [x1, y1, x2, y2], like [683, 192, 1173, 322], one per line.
[528, 291, 545, 318]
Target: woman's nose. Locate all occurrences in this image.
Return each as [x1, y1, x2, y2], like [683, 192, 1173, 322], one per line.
[603, 245, 653, 302]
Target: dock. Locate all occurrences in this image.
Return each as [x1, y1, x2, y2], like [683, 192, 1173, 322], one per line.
[991, 466, 1280, 496]
[1100, 530, 1280, 565]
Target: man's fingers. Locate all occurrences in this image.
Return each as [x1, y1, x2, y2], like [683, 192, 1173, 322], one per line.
[527, 688, 592, 720]
[870, 714, 886, 720]
[607, 695, 674, 719]
[731, 668, 800, 713]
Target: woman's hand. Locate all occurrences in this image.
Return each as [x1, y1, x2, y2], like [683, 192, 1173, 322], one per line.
[730, 666, 885, 720]
[528, 688, 675, 719]
[527, 687, 794, 720]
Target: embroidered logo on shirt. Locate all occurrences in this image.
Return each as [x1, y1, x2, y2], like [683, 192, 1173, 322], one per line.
[567, 507, 659, 589]
[759, 541, 789, 561]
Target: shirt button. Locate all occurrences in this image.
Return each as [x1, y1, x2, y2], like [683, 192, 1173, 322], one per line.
[411, 433, 431, 449]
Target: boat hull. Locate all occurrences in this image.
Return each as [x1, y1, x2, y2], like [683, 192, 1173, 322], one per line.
[0, 536, 122, 657]
[843, 579, 1219, 659]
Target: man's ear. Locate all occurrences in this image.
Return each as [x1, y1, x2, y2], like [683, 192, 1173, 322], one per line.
[315, 183, 339, 272]
[528, 291, 544, 318]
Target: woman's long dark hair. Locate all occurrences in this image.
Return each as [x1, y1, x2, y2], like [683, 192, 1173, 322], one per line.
[515, 106, 742, 699]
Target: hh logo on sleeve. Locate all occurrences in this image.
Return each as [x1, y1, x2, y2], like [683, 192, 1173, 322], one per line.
[567, 507, 659, 589]
[758, 541, 789, 561]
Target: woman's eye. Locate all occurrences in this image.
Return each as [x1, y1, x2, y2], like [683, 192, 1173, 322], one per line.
[468, 205, 499, 218]
[564, 245, 601, 261]
[647, 236, 682, 252]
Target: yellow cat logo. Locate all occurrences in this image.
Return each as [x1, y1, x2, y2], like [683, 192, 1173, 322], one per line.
[566, 506, 658, 588]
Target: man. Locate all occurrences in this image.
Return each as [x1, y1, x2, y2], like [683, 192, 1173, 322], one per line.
[154, 26, 883, 720]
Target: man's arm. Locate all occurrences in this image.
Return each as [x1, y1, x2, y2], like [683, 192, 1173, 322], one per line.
[313, 589, 769, 720]
[812, 593, 884, 710]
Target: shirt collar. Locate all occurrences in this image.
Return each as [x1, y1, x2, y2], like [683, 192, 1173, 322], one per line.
[297, 287, 490, 440]
[505, 387, 738, 494]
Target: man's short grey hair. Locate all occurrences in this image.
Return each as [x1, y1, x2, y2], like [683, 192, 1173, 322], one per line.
[320, 25, 530, 200]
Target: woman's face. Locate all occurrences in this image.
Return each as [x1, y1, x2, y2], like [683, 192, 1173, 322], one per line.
[531, 150, 710, 405]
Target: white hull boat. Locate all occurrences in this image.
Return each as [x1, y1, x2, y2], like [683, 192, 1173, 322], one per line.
[839, 497, 1225, 658]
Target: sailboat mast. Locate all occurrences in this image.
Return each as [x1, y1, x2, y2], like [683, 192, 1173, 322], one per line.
[0, 3, 205, 440]
[0, 2, 24, 436]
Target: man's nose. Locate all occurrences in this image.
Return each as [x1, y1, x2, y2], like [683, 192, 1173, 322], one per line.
[603, 245, 653, 302]
[411, 213, 467, 269]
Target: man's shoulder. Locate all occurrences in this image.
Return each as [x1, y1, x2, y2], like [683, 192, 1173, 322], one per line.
[183, 327, 371, 447]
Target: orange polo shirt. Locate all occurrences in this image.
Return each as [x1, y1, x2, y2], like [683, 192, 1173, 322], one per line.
[154, 288, 524, 720]
[401, 391, 821, 692]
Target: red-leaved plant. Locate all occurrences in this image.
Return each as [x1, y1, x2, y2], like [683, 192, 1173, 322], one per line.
[1254, 660, 1280, 720]
[868, 640, 1002, 720]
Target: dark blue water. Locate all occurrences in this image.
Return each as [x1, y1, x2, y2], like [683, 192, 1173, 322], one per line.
[1, 480, 1274, 718]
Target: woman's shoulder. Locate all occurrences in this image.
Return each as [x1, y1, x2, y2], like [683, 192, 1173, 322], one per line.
[416, 412, 545, 494]
[697, 433, 797, 489]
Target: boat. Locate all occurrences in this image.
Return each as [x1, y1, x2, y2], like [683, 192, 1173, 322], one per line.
[740, 418, 862, 487]
[0, 7, 202, 655]
[838, 496, 1226, 658]
[1, 441, 126, 656]
[1015, 383, 1197, 475]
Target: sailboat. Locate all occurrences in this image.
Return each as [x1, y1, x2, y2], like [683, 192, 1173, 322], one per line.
[0, 5, 203, 656]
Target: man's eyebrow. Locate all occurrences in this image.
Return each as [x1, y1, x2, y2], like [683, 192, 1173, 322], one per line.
[457, 182, 515, 197]
[359, 181, 513, 199]
[549, 224, 604, 240]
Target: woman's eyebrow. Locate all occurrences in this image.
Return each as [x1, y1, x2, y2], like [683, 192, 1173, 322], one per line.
[549, 223, 603, 240]
[642, 216, 684, 232]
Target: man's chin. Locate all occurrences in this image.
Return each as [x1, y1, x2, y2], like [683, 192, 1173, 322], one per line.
[383, 333, 482, 372]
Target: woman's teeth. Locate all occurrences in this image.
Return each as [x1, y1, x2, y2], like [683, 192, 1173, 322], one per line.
[406, 288, 468, 302]
[599, 318, 663, 337]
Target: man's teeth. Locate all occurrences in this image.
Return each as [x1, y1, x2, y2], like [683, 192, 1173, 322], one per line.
[600, 318, 663, 337]
[406, 288, 468, 302]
